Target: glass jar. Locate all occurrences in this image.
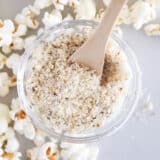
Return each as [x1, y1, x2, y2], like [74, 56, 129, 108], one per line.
[17, 20, 141, 143]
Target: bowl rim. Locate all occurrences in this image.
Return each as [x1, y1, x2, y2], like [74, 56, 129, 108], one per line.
[17, 20, 142, 143]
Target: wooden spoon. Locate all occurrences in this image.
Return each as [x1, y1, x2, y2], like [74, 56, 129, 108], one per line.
[71, 0, 127, 76]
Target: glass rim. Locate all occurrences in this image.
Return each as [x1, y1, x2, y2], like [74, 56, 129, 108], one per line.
[17, 20, 142, 143]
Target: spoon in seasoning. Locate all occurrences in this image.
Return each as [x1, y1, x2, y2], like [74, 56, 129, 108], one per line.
[71, 0, 127, 76]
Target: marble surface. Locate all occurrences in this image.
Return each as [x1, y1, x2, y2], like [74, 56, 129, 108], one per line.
[1, 0, 160, 160]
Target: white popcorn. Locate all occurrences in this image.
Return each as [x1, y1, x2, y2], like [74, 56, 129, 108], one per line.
[27, 148, 39, 160]
[24, 35, 36, 49]
[75, 0, 96, 20]
[0, 72, 10, 97]
[13, 120, 24, 135]
[13, 24, 27, 37]
[5, 137, 19, 153]
[0, 20, 15, 47]
[5, 127, 15, 139]
[34, 129, 46, 146]
[0, 152, 22, 160]
[9, 98, 36, 140]
[15, 7, 39, 29]
[0, 53, 7, 69]
[0, 103, 10, 123]
[0, 117, 8, 134]
[144, 24, 160, 36]
[52, 0, 68, 10]
[22, 5, 40, 17]
[103, 0, 111, 6]
[60, 143, 99, 160]
[24, 122, 35, 140]
[146, 0, 160, 8]
[0, 19, 15, 33]
[129, 0, 156, 30]
[11, 37, 24, 50]
[15, 14, 27, 25]
[34, 0, 52, 9]
[42, 10, 62, 28]
[38, 142, 58, 160]
[6, 54, 20, 75]
[2, 45, 11, 54]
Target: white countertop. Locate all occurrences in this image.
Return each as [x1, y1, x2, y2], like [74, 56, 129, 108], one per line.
[1, 0, 160, 159]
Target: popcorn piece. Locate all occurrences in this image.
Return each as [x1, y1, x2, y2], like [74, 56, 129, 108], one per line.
[52, 0, 68, 10]
[0, 53, 7, 69]
[1, 152, 22, 160]
[38, 142, 58, 160]
[22, 5, 40, 17]
[2, 45, 11, 54]
[6, 53, 20, 75]
[34, 129, 46, 146]
[5, 137, 19, 153]
[103, 0, 111, 6]
[9, 75, 17, 87]
[27, 148, 39, 160]
[24, 122, 36, 140]
[0, 117, 8, 134]
[42, 10, 62, 28]
[11, 37, 24, 50]
[0, 103, 10, 123]
[24, 35, 36, 49]
[75, 0, 96, 20]
[129, 0, 156, 30]
[13, 24, 27, 37]
[60, 143, 99, 160]
[144, 24, 160, 36]
[34, 0, 52, 9]
[0, 20, 15, 47]
[9, 98, 36, 140]
[0, 72, 10, 97]
[15, 14, 27, 25]
[15, 6, 39, 29]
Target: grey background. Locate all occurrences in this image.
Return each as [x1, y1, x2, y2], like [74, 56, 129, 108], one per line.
[0, 0, 160, 160]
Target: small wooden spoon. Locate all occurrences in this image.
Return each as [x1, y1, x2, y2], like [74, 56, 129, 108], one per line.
[71, 0, 127, 76]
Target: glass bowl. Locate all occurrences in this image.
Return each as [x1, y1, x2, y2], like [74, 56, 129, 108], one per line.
[17, 20, 141, 143]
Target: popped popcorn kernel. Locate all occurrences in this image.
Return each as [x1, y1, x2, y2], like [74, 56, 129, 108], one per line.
[42, 10, 62, 28]
[6, 53, 20, 75]
[13, 24, 27, 37]
[129, 0, 156, 30]
[2, 45, 12, 54]
[144, 24, 160, 36]
[0, 72, 10, 97]
[34, 0, 52, 9]
[0, 53, 7, 69]
[75, 0, 96, 20]
[11, 37, 24, 50]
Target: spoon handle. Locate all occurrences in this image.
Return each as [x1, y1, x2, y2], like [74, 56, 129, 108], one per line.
[96, 0, 127, 47]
